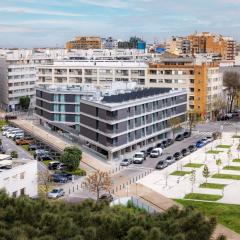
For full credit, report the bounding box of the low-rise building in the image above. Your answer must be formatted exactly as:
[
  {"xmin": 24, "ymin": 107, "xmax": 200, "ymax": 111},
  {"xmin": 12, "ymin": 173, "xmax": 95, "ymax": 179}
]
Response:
[
  {"xmin": 66, "ymin": 36, "xmax": 102, "ymax": 50},
  {"xmin": 79, "ymin": 88, "xmax": 187, "ymax": 160},
  {"xmin": 0, "ymin": 157, "xmax": 37, "ymax": 197}
]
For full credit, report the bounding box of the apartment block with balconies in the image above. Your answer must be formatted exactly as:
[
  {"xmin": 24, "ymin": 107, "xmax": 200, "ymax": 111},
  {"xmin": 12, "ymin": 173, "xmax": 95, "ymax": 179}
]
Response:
[{"xmin": 79, "ymin": 88, "xmax": 187, "ymax": 160}]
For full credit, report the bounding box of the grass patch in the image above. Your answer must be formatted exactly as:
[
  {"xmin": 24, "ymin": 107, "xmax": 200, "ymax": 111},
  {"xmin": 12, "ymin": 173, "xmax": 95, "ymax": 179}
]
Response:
[
  {"xmin": 233, "ymin": 159, "xmax": 240, "ymax": 163},
  {"xmin": 170, "ymin": 171, "xmax": 191, "ymax": 176},
  {"xmin": 65, "ymin": 169, "xmax": 86, "ymax": 176},
  {"xmin": 223, "ymin": 166, "xmax": 240, "ymax": 171},
  {"xmin": 21, "ymin": 144, "xmax": 35, "ymax": 155},
  {"xmin": 0, "ymin": 120, "xmax": 7, "ymax": 130},
  {"xmin": 232, "ymin": 135, "xmax": 240, "ymax": 138},
  {"xmin": 43, "ymin": 160, "xmax": 52, "ymax": 167},
  {"xmin": 212, "ymin": 173, "xmax": 240, "ymax": 180},
  {"xmin": 216, "ymin": 145, "xmax": 231, "ymax": 149},
  {"xmin": 184, "ymin": 163, "xmax": 204, "ymax": 168},
  {"xmin": 184, "ymin": 193, "xmax": 222, "ymax": 201},
  {"xmin": 200, "ymin": 182, "xmax": 226, "ymax": 189},
  {"xmin": 207, "ymin": 150, "xmax": 223, "ymax": 154},
  {"xmin": 175, "ymin": 200, "xmax": 240, "ymax": 234}
]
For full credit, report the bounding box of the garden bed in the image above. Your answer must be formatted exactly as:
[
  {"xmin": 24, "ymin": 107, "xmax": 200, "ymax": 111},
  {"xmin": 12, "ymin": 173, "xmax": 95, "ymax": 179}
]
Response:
[
  {"xmin": 184, "ymin": 163, "xmax": 204, "ymax": 168},
  {"xmin": 184, "ymin": 193, "xmax": 222, "ymax": 201},
  {"xmin": 206, "ymin": 150, "xmax": 223, "ymax": 154},
  {"xmin": 216, "ymin": 145, "xmax": 231, "ymax": 149},
  {"xmin": 212, "ymin": 173, "xmax": 240, "ymax": 180},
  {"xmin": 223, "ymin": 166, "xmax": 240, "ymax": 171},
  {"xmin": 199, "ymin": 182, "xmax": 226, "ymax": 189}
]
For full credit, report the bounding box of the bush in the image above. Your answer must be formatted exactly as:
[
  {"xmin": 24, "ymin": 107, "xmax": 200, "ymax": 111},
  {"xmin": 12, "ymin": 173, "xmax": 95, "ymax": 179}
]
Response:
[
  {"xmin": 10, "ymin": 151, "xmax": 18, "ymax": 158},
  {"xmin": 60, "ymin": 146, "xmax": 82, "ymax": 171}
]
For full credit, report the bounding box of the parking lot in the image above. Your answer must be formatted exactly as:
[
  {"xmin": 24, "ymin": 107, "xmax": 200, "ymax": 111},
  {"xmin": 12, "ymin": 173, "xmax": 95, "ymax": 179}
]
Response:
[{"xmin": 127, "ymin": 132, "xmax": 211, "ymax": 170}]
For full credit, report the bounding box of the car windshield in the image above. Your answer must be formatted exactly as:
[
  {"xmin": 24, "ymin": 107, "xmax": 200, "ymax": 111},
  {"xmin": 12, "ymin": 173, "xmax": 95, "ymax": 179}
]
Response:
[
  {"xmin": 151, "ymin": 150, "xmax": 158, "ymax": 154},
  {"xmin": 158, "ymin": 161, "xmax": 164, "ymax": 164},
  {"xmin": 166, "ymin": 156, "xmax": 172, "ymax": 160},
  {"xmin": 134, "ymin": 154, "xmax": 142, "ymax": 158},
  {"xmin": 51, "ymin": 189, "xmax": 59, "ymax": 193},
  {"xmin": 122, "ymin": 159, "xmax": 128, "ymax": 162},
  {"xmin": 174, "ymin": 152, "xmax": 179, "ymax": 156}
]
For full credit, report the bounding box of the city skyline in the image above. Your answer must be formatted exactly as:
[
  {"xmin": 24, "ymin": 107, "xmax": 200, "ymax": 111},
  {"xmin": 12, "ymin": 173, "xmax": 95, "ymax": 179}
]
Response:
[{"xmin": 0, "ymin": 0, "xmax": 240, "ymax": 48}]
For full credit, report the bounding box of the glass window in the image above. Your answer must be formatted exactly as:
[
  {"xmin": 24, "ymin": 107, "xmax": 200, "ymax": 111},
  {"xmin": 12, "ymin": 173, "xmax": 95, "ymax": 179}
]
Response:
[
  {"xmin": 54, "ymin": 104, "xmax": 59, "ymax": 112},
  {"xmin": 75, "ymin": 105, "xmax": 80, "ymax": 113},
  {"xmin": 75, "ymin": 115, "xmax": 80, "ymax": 123},
  {"xmin": 54, "ymin": 94, "xmax": 58, "ymax": 102},
  {"xmin": 60, "ymin": 94, "xmax": 65, "ymax": 102},
  {"xmin": 60, "ymin": 105, "xmax": 65, "ymax": 112},
  {"xmin": 54, "ymin": 114, "xmax": 60, "ymax": 121},
  {"xmin": 75, "ymin": 95, "xmax": 81, "ymax": 103},
  {"xmin": 60, "ymin": 114, "xmax": 65, "ymax": 121}
]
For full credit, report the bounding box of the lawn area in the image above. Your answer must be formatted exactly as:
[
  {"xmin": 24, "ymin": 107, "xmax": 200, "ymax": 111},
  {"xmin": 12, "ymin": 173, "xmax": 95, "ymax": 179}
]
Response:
[
  {"xmin": 232, "ymin": 135, "xmax": 240, "ymax": 138},
  {"xmin": 233, "ymin": 159, "xmax": 240, "ymax": 163},
  {"xmin": 212, "ymin": 173, "xmax": 240, "ymax": 180},
  {"xmin": 170, "ymin": 171, "xmax": 191, "ymax": 176},
  {"xmin": 175, "ymin": 199, "xmax": 240, "ymax": 234},
  {"xmin": 199, "ymin": 182, "xmax": 226, "ymax": 189},
  {"xmin": 223, "ymin": 166, "xmax": 240, "ymax": 171},
  {"xmin": 207, "ymin": 150, "xmax": 223, "ymax": 154},
  {"xmin": 184, "ymin": 163, "xmax": 204, "ymax": 168},
  {"xmin": 184, "ymin": 193, "xmax": 222, "ymax": 201},
  {"xmin": 21, "ymin": 144, "xmax": 35, "ymax": 156},
  {"xmin": 216, "ymin": 145, "xmax": 231, "ymax": 149},
  {"xmin": 0, "ymin": 120, "xmax": 7, "ymax": 130},
  {"xmin": 65, "ymin": 169, "xmax": 86, "ymax": 176}
]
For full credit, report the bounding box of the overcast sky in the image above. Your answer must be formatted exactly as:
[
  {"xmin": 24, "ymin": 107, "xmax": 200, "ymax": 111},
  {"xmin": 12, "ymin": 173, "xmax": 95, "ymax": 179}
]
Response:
[{"xmin": 0, "ymin": 0, "xmax": 240, "ymax": 48}]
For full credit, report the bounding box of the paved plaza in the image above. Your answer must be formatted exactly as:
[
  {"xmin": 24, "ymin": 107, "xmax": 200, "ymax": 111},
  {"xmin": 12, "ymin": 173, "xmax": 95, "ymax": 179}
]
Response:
[{"xmin": 138, "ymin": 132, "xmax": 240, "ymax": 204}]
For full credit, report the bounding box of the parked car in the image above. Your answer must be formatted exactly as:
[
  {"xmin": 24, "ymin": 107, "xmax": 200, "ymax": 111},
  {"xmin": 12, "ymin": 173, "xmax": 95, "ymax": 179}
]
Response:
[
  {"xmin": 57, "ymin": 163, "xmax": 68, "ymax": 170},
  {"xmin": 99, "ymin": 193, "xmax": 113, "ymax": 202},
  {"xmin": 150, "ymin": 148, "xmax": 163, "ymax": 158},
  {"xmin": 155, "ymin": 160, "xmax": 168, "ymax": 170},
  {"xmin": 196, "ymin": 140, "xmax": 205, "ymax": 148},
  {"xmin": 161, "ymin": 140, "xmax": 168, "ymax": 148},
  {"xmin": 173, "ymin": 152, "xmax": 182, "ymax": 160},
  {"xmin": 133, "ymin": 152, "xmax": 145, "ymax": 164},
  {"xmin": 183, "ymin": 131, "xmax": 191, "ymax": 138},
  {"xmin": 51, "ymin": 173, "xmax": 68, "ymax": 183},
  {"xmin": 2, "ymin": 127, "xmax": 16, "ymax": 136},
  {"xmin": 16, "ymin": 138, "xmax": 32, "ymax": 145},
  {"xmin": 175, "ymin": 134, "xmax": 184, "ymax": 141},
  {"xmin": 140, "ymin": 150, "xmax": 147, "ymax": 160},
  {"xmin": 48, "ymin": 161, "xmax": 61, "ymax": 170},
  {"xmin": 13, "ymin": 133, "xmax": 24, "ymax": 141},
  {"xmin": 47, "ymin": 188, "xmax": 65, "ymax": 199},
  {"xmin": 156, "ymin": 142, "xmax": 165, "ymax": 149},
  {"xmin": 181, "ymin": 148, "xmax": 190, "ymax": 156},
  {"xmin": 120, "ymin": 158, "xmax": 133, "ymax": 166},
  {"xmin": 36, "ymin": 149, "xmax": 49, "ymax": 156},
  {"xmin": 146, "ymin": 147, "xmax": 154, "ymax": 156},
  {"xmin": 188, "ymin": 145, "xmax": 197, "ymax": 153},
  {"xmin": 0, "ymin": 145, "xmax": 6, "ymax": 154},
  {"xmin": 38, "ymin": 154, "xmax": 53, "ymax": 161},
  {"xmin": 1, "ymin": 125, "xmax": 10, "ymax": 131},
  {"xmin": 166, "ymin": 138, "xmax": 174, "ymax": 146},
  {"xmin": 165, "ymin": 156, "xmax": 175, "ymax": 165},
  {"xmin": 28, "ymin": 144, "xmax": 39, "ymax": 151},
  {"xmin": 201, "ymin": 138, "xmax": 208, "ymax": 145},
  {"xmin": 206, "ymin": 136, "xmax": 214, "ymax": 143}
]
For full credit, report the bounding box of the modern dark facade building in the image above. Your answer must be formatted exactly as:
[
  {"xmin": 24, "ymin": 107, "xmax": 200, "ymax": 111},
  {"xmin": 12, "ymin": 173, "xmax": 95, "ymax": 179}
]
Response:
[
  {"xmin": 80, "ymin": 88, "xmax": 187, "ymax": 160},
  {"xmin": 35, "ymin": 85, "xmax": 98, "ymax": 132}
]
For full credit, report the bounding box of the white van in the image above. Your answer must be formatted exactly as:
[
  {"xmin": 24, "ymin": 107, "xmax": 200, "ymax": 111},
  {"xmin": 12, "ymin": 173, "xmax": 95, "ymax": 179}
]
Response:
[
  {"xmin": 6, "ymin": 129, "xmax": 23, "ymax": 138},
  {"xmin": 150, "ymin": 148, "xmax": 163, "ymax": 158},
  {"xmin": 133, "ymin": 152, "xmax": 145, "ymax": 164}
]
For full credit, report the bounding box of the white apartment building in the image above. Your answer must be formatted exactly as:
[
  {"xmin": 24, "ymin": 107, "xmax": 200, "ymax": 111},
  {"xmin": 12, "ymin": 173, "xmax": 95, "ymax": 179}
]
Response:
[
  {"xmin": 36, "ymin": 60, "xmax": 148, "ymax": 87},
  {"xmin": 0, "ymin": 157, "xmax": 37, "ymax": 197},
  {"xmin": 0, "ymin": 49, "xmax": 67, "ymax": 111}
]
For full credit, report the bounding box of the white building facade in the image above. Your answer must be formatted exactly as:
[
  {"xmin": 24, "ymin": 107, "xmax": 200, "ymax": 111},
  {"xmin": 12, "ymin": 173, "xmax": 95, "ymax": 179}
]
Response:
[{"xmin": 0, "ymin": 159, "xmax": 38, "ymax": 197}]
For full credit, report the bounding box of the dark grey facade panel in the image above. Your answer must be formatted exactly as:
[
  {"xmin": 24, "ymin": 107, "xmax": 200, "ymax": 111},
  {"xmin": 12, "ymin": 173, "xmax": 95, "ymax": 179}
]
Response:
[
  {"xmin": 176, "ymin": 104, "xmax": 187, "ymax": 114},
  {"xmin": 176, "ymin": 94, "xmax": 187, "ymax": 104},
  {"xmin": 116, "ymin": 134, "xmax": 128, "ymax": 146},
  {"xmin": 81, "ymin": 114, "xmax": 97, "ymax": 129},
  {"xmin": 65, "ymin": 94, "xmax": 75, "ymax": 102},
  {"xmin": 66, "ymin": 114, "xmax": 75, "ymax": 122},
  {"xmin": 65, "ymin": 104, "xmax": 75, "ymax": 112},
  {"xmin": 42, "ymin": 101, "xmax": 53, "ymax": 111},
  {"xmin": 81, "ymin": 103, "xmax": 97, "ymax": 116},
  {"xmin": 42, "ymin": 110, "xmax": 53, "ymax": 121},
  {"xmin": 117, "ymin": 121, "xmax": 127, "ymax": 133},
  {"xmin": 42, "ymin": 92, "xmax": 53, "ymax": 101},
  {"xmin": 80, "ymin": 126, "xmax": 97, "ymax": 141}
]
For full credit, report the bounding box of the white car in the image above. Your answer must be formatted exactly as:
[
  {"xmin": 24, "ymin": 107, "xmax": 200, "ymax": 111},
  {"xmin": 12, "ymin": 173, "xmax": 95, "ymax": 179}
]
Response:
[
  {"xmin": 2, "ymin": 128, "xmax": 15, "ymax": 136},
  {"xmin": 133, "ymin": 152, "xmax": 145, "ymax": 164},
  {"xmin": 150, "ymin": 148, "xmax": 163, "ymax": 158},
  {"xmin": 47, "ymin": 188, "xmax": 65, "ymax": 199},
  {"xmin": 6, "ymin": 130, "xmax": 23, "ymax": 138}
]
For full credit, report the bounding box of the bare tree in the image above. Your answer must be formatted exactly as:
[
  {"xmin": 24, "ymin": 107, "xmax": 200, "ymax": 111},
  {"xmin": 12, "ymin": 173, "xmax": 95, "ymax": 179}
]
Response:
[
  {"xmin": 38, "ymin": 171, "xmax": 53, "ymax": 198},
  {"xmin": 212, "ymin": 96, "xmax": 227, "ymax": 120},
  {"xmin": 169, "ymin": 117, "xmax": 181, "ymax": 139},
  {"xmin": 187, "ymin": 110, "xmax": 201, "ymax": 135},
  {"xmin": 84, "ymin": 170, "xmax": 112, "ymax": 200},
  {"xmin": 223, "ymin": 71, "xmax": 240, "ymax": 113}
]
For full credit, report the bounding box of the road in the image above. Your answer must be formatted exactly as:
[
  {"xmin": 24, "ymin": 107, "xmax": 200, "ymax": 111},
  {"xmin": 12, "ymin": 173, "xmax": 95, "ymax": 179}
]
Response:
[{"xmin": 0, "ymin": 133, "xmax": 47, "ymax": 173}]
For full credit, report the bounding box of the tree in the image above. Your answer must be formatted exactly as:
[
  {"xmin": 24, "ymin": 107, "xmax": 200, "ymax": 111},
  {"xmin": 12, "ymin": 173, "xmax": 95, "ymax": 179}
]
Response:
[
  {"xmin": 19, "ymin": 96, "xmax": 30, "ymax": 110},
  {"xmin": 187, "ymin": 110, "xmax": 201, "ymax": 135},
  {"xmin": 202, "ymin": 165, "xmax": 210, "ymax": 183},
  {"xmin": 169, "ymin": 117, "xmax": 181, "ymax": 139},
  {"xmin": 84, "ymin": 170, "xmax": 112, "ymax": 200},
  {"xmin": 190, "ymin": 170, "xmax": 196, "ymax": 192},
  {"xmin": 216, "ymin": 159, "xmax": 222, "ymax": 174},
  {"xmin": 223, "ymin": 71, "xmax": 240, "ymax": 113},
  {"xmin": 38, "ymin": 171, "xmax": 53, "ymax": 198},
  {"xmin": 126, "ymin": 226, "xmax": 147, "ymax": 240},
  {"xmin": 212, "ymin": 96, "xmax": 227, "ymax": 120},
  {"xmin": 60, "ymin": 146, "xmax": 82, "ymax": 171},
  {"xmin": 227, "ymin": 149, "xmax": 232, "ymax": 166},
  {"xmin": 10, "ymin": 151, "xmax": 18, "ymax": 158}
]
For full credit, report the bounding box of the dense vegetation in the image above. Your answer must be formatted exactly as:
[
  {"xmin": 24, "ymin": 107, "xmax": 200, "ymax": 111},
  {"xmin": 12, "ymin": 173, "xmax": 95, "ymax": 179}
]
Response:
[{"xmin": 0, "ymin": 192, "xmax": 217, "ymax": 240}]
